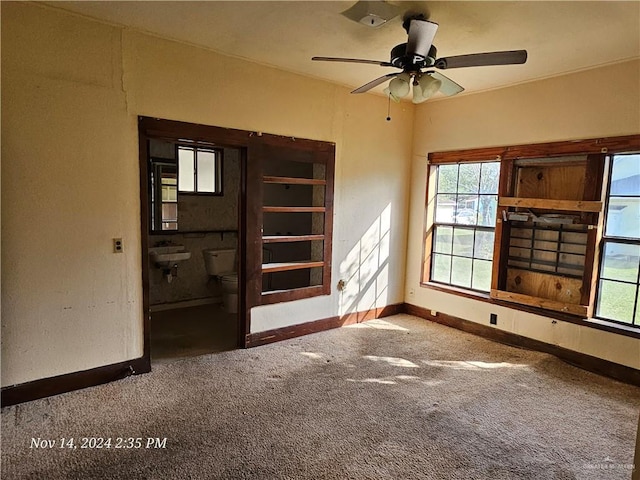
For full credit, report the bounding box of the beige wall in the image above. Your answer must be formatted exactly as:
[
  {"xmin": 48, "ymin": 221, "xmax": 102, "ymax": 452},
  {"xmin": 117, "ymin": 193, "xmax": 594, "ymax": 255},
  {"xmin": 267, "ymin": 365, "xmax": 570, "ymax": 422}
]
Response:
[
  {"xmin": 406, "ymin": 59, "xmax": 640, "ymax": 369},
  {"xmin": 1, "ymin": 3, "xmax": 414, "ymax": 386}
]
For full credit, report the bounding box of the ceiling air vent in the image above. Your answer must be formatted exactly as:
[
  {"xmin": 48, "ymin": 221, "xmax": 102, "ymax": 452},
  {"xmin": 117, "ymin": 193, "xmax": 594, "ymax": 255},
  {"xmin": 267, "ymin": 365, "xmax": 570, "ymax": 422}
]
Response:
[{"xmin": 341, "ymin": 1, "xmax": 401, "ymax": 28}]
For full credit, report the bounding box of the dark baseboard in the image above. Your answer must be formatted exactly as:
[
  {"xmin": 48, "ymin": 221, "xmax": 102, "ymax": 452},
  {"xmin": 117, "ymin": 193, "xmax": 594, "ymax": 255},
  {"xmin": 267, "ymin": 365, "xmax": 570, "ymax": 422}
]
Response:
[
  {"xmin": 1, "ymin": 357, "xmax": 151, "ymax": 407},
  {"xmin": 5, "ymin": 301, "xmax": 636, "ymax": 406},
  {"xmin": 404, "ymin": 303, "xmax": 640, "ymax": 387},
  {"xmin": 245, "ymin": 303, "xmax": 403, "ymax": 347}
]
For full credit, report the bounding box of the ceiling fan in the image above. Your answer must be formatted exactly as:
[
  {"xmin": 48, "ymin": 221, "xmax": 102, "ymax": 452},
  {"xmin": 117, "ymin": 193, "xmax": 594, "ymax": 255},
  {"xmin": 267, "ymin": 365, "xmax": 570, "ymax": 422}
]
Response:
[{"xmin": 312, "ymin": 15, "xmax": 527, "ymax": 103}]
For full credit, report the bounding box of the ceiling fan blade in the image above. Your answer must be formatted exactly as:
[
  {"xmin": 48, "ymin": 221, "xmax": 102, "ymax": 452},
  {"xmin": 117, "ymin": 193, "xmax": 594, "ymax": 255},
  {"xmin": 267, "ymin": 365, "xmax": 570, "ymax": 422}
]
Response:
[
  {"xmin": 435, "ymin": 50, "xmax": 527, "ymax": 69},
  {"xmin": 352, "ymin": 73, "xmax": 400, "ymax": 94},
  {"xmin": 428, "ymin": 71, "xmax": 464, "ymax": 96},
  {"xmin": 312, "ymin": 56, "xmax": 393, "ymax": 67},
  {"xmin": 406, "ymin": 19, "xmax": 439, "ymax": 59}
]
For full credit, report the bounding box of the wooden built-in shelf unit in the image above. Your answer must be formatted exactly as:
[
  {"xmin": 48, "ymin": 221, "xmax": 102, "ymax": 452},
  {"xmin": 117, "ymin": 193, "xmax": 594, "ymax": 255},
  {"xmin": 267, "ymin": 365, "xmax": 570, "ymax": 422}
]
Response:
[
  {"xmin": 490, "ymin": 154, "xmax": 604, "ymax": 317},
  {"xmin": 257, "ymin": 137, "xmax": 335, "ymax": 304}
]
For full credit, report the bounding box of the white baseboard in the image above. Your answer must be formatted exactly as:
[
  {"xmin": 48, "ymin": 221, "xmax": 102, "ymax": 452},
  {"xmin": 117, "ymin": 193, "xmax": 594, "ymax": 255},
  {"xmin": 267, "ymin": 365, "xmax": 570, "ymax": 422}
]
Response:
[{"xmin": 150, "ymin": 297, "xmax": 222, "ymax": 312}]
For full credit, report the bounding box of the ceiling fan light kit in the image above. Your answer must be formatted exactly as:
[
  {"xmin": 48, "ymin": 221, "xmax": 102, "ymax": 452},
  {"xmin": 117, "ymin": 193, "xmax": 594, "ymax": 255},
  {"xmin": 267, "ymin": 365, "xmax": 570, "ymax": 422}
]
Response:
[
  {"xmin": 384, "ymin": 73, "xmax": 411, "ymax": 102},
  {"xmin": 412, "ymin": 74, "xmax": 442, "ymax": 104},
  {"xmin": 313, "ymin": 14, "xmax": 528, "ymax": 105},
  {"xmin": 341, "ymin": 1, "xmax": 402, "ymax": 28}
]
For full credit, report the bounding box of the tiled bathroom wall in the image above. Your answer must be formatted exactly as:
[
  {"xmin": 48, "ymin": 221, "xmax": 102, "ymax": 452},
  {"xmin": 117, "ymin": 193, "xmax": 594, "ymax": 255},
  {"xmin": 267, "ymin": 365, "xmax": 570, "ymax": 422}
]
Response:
[{"xmin": 148, "ymin": 144, "xmax": 240, "ymax": 306}]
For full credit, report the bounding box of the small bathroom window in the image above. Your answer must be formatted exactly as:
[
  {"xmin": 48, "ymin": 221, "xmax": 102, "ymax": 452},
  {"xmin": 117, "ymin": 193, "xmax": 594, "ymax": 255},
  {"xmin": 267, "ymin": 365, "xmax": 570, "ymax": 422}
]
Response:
[{"xmin": 178, "ymin": 146, "xmax": 223, "ymax": 195}]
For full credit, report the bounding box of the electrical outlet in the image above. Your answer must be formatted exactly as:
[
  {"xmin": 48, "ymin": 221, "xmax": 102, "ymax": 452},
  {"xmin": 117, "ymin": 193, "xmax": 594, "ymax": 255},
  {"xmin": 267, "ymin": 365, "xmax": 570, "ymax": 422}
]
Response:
[
  {"xmin": 409, "ymin": 288, "xmax": 415, "ymax": 296},
  {"xmin": 490, "ymin": 313, "xmax": 497, "ymax": 325},
  {"xmin": 113, "ymin": 238, "xmax": 123, "ymax": 253}
]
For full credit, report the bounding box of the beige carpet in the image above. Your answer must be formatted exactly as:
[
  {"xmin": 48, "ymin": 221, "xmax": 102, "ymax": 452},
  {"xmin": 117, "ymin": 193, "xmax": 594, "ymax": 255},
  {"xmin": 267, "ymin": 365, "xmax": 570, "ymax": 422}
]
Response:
[{"xmin": 2, "ymin": 314, "xmax": 639, "ymax": 479}]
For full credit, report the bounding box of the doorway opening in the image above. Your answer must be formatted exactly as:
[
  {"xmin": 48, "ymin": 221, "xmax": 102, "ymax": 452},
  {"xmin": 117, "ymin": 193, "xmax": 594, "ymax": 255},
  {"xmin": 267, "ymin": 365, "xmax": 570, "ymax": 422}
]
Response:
[{"xmin": 139, "ymin": 118, "xmax": 249, "ymax": 364}]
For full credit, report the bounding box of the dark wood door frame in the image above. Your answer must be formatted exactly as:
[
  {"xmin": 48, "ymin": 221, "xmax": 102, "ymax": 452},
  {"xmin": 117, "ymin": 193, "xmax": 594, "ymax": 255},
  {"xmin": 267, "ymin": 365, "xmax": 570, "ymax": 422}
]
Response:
[
  {"xmin": 138, "ymin": 117, "xmax": 255, "ymax": 359},
  {"xmin": 139, "ymin": 117, "xmax": 337, "ymax": 366}
]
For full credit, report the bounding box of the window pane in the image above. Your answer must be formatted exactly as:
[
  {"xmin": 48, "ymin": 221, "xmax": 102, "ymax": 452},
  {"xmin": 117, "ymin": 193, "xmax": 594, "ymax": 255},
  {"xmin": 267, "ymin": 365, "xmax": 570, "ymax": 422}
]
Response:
[
  {"xmin": 472, "ymin": 259, "xmax": 492, "ymax": 291},
  {"xmin": 600, "ymin": 242, "xmax": 640, "ymax": 282},
  {"xmin": 162, "ymin": 222, "xmax": 178, "ymax": 231},
  {"xmin": 161, "ymin": 185, "xmax": 177, "ymax": 202},
  {"xmin": 451, "ymin": 256, "xmax": 472, "ymax": 288},
  {"xmin": 610, "ymin": 155, "xmax": 640, "ymax": 195},
  {"xmin": 437, "ymin": 164, "xmax": 458, "ymax": 194},
  {"xmin": 432, "ymin": 254, "xmax": 451, "ymax": 283},
  {"xmin": 178, "ymin": 147, "xmax": 195, "ymax": 192},
  {"xmin": 455, "ymin": 195, "xmax": 478, "ymax": 225},
  {"xmin": 477, "ymin": 195, "xmax": 498, "ymax": 227},
  {"xmin": 605, "ymin": 197, "xmax": 640, "ymax": 239},
  {"xmin": 429, "ymin": 162, "xmax": 499, "ymax": 293},
  {"xmin": 474, "ymin": 230, "xmax": 495, "ymax": 260},
  {"xmin": 162, "ymin": 203, "xmax": 177, "ymax": 222},
  {"xmin": 452, "ymin": 227, "xmax": 474, "ymax": 257},
  {"xmin": 596, "ymin": 280, "xmax": 636, "ymax": 324},
  {"xmin": 458, "ymin": 163, "xmax": 481, "ymax": 194},
  {"xmin": 606, "ymin": 154, "xmax": 640, "ymax": 238},
  {"xmin": 435, "ymin": 194, "xmax": 456, "ymax": 223},
  {"xmin": 197, "ymin": 150, "xmax": 217, "ymax": 193},
  {"xmin": 480, "ymin": 163, "xmax": 500, "ymax": 194},
  {"xmin": 434, "ymin": 226, "xmax": 453, "ymax": 254}
]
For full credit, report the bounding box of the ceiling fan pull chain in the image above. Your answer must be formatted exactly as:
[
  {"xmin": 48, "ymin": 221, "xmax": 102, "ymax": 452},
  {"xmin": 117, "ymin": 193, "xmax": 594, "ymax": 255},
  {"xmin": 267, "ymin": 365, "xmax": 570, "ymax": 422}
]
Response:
[{"xmin": 386, "ymin": 93, "xmax": 391, "ymax": 122}]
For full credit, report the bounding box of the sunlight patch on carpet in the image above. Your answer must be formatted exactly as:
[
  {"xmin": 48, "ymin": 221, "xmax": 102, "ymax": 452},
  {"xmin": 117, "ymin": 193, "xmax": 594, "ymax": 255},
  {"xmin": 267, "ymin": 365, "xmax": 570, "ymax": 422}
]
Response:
[
  {"xmin": 346, "ymin": 319, "xmax": 409, "ymax": 331},
  {"xmin": 364, "ymin": 355, "xmax": 419, "ymax": 368},
  {"xmin": 300, "ymin": 352, "xmax": 323, "ymax": 359},
  {"xmin": 422, "ymin": 360, "xmax": 529, "ymax": 370}
]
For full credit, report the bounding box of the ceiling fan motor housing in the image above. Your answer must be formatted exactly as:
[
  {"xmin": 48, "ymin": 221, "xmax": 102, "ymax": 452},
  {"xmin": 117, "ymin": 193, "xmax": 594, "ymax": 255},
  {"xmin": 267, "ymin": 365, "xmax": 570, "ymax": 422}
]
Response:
[{"xmin": 390, "ymin": 43, "xmax": 437, "ymax": 70}]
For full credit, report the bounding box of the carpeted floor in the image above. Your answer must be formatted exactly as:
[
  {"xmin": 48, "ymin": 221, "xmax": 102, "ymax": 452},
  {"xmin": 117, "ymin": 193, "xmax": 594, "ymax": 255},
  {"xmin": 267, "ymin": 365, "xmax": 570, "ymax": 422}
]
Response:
[{"xmin": 2, "ymin": 314, "xmax": 639, "ymax": 479}]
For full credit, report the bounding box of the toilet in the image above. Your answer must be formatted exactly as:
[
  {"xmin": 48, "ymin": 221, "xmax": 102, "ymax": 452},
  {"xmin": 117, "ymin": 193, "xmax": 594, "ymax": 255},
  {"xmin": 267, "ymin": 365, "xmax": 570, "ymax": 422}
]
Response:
[{"xmin": 203, "ymin": 248, "xmax": 238, "ymax": 314}]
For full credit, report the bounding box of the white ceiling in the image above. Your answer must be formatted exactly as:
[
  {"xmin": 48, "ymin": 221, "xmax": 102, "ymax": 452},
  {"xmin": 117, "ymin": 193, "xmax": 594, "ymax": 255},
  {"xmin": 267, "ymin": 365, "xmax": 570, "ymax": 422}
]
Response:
[{"xmin": 45, "ymin": 1, "xmax": 640, "ymax": 99}]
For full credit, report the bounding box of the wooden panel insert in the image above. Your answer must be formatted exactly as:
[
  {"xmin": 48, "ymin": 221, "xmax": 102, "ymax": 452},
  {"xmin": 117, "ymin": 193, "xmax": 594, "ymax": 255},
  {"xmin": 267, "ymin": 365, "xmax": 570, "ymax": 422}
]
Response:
[
  {"xmin": 491, "ymin": 289, "xmax": 587, "ymax": 316},
  {"xmin": 516, "ymin": 164, "xmax": 586, "ymax": 200},
  {"xmin": 506, "ymin": 268, "xmax": 583, "ymax": 305}
]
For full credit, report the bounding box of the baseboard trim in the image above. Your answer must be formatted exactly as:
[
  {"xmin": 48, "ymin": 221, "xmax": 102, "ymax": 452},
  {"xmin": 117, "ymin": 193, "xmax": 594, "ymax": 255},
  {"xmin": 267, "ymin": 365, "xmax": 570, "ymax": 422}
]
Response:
[
  {"xmin": 1, "ymin": 357, "xmax": 151, "ymax": 407},
  {"xmin": 6, "ymin": 301, "xmax": 635, "ymax": 405},
  {"xmin": 404, "ymin": 303, "xmax": 640, "ymax": 387},
  {"xmin": 245, "ymin": 303, "xmax": 404, "ymax": 348}
]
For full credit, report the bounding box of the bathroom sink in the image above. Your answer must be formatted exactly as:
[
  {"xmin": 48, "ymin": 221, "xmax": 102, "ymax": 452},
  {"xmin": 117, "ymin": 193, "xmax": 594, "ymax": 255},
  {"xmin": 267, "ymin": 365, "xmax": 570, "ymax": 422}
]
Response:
[{"xmin": 149, "ymin": 246, "xmax": 192, "ymax": 267}]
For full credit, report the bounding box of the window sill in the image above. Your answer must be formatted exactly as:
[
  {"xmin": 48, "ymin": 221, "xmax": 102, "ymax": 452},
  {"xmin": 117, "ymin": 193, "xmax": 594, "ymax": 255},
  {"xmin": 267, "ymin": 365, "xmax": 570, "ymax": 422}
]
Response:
[{"xmin": 419, "ymin": 281, "xmax": 640, "ymax": 340}]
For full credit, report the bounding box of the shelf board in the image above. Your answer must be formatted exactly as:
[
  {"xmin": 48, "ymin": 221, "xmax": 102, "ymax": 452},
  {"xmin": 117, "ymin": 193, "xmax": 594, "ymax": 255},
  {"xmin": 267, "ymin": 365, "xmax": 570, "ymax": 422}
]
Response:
[
  {"xmin": 490, "ymin": 289, "xmax": 587, "ymax": 316},
  {"xmin": 262, "ymin": 235, "xmax": 324, "ymax": 243},
  {"xmin": 510, "ymin": 238, "xmax": 587, "ymax": 248},
  {"xmin": 506, "ymin": 265, "xmax": 583, "ymax": 280},
  {"xmin": 509, "ymin": 246, "xmax": 586, "ymax": 255},
  {"xmin": 262, "ymin": 261, "xmax": 324, "ymax": 274},
  {"xmin": 507, "ymin": 256, "xmax": 584, "ymax": 269},
  {"xmin": 263, "ymin": 206, "xmax": 325, "ymax": 213},
  {"xmin": 263, "ymin": 176, "xmax": 326, "ymax": 185},
  {"xmin": 499, "ymin": 197, "xmax": 602, "ymax": 212}
]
